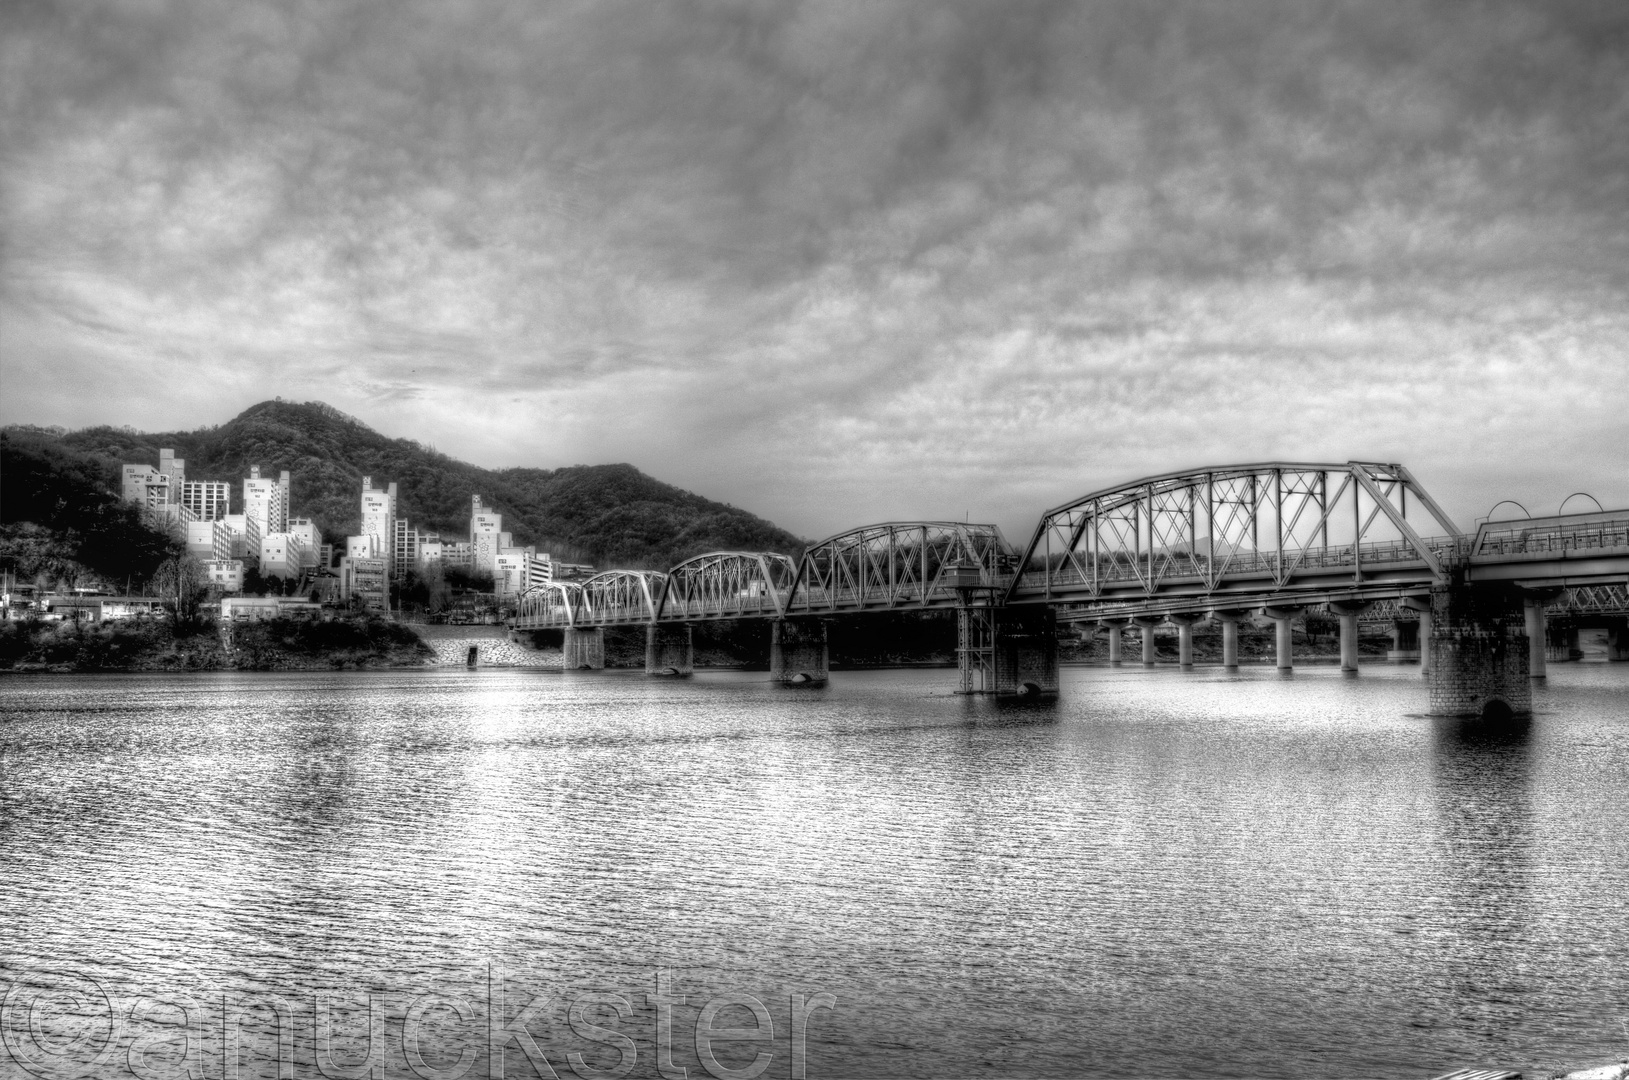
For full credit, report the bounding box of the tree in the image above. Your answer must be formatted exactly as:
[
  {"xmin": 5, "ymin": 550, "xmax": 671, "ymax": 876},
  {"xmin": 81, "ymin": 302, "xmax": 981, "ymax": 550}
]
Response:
[{"xmin": 152, "ymin": 555, "xmax": 209, "ymax": 629}]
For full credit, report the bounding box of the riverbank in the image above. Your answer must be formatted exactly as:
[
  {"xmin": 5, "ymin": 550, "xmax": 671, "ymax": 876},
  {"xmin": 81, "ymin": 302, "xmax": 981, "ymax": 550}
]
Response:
[{"xmin": 0, "ymin": 615, "xmax": 434, "ymax": 672}]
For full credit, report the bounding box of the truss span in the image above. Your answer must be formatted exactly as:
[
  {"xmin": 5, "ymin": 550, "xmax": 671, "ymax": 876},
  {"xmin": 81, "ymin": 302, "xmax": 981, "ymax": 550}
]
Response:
[
  {"xmin": 783, "ymin": 521, "xmax": 1011, "ymax": 614},
  {"xmin": 658, "ymin": 551, "xmax": 798, "ymax": 621},
  {"xmin": 578, "ymin": 570, "xmax": 667, "ymax": 625},
  {"xmin": 515, "ymin": 581, "xmax": 585, "ymax": 627},
  {"xmin": 1009, "ymin": 461, "xmax": 1462, "ymax": 611}
]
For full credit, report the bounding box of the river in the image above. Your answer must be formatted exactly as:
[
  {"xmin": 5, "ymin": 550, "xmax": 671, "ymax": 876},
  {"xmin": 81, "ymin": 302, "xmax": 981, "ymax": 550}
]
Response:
[{"xmin": 1, "ymin": 662, "xmax": 1626, "ymax": 1079}]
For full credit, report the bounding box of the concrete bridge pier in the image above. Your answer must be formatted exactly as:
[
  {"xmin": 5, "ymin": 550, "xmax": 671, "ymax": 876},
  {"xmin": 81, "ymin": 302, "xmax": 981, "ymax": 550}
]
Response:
[
  {"xmin": 645, "ymin": 624, "xmax": 693, "ymax": 676},
  {"xmin": 1099, "ymin": 618, "xmax": 1130, "ymax": 666},
  {"xmin": 1428, "ymin": 579, "xmax": 1531, "ymax": 717},
  {"xmin": 562, "ymin": 626, "xmax": 605, "ymax": 670},
  {"xmin": 1260, "ymin": 607, "xmax": 1303, "ymax": 671},
  {"xmin": 771, "ymin": 618, "xmax": 828, "ymax": 686},
  {"xmin": 1401, "ymin": 596, "xmax": 1433, "ymax": 676},
  {"xmin": 1169, "ymin": 613, "xmax": 1204, "ymax": 669},
  {"xmin": 1211, "ymin": 610, "xmax": 1247, "ymax": 670},
  {"xmin": 1132, "ymin": 616, "xmax": 1161, "ymax": 667},
  {"xmin": 1328, "ymin": 600, "xmax": 1372, "ymax": 674}
]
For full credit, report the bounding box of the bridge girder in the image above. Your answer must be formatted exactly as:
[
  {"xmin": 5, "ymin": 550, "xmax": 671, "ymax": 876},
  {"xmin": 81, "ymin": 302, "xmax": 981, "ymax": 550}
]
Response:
[{"xmin": 1008, "ymin": 461, "xmax": 1462, "ymax": 610}]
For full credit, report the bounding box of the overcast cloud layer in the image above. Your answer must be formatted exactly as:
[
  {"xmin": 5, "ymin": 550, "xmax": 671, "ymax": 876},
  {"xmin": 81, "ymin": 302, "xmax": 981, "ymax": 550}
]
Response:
[{"xmin": 3, "ymin": 0, "xmax": 1626, "ymax": 539}]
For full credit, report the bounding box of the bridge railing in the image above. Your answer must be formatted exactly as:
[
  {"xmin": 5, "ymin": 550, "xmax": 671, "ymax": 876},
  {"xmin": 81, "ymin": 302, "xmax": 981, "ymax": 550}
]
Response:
[{"xmin": 1473, "ymin": 514, "xmax": 1629, "ymax": 557}]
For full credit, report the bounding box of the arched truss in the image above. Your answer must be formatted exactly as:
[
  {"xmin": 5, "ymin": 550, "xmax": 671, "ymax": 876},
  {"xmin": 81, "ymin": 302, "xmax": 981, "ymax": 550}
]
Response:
[
  {"xmin": 783, "ymin": 522, "xmax": 1011, "ymax": 614},
  {"xmin": 656, "ymin": 551, "xmax": 798, "ymax": 620},
  {"xmin": 1009, "ymin": 461, "xmax": 1462, "ymax": 604},
  {"xmin": 577, "ymin": 570, "xmax": 668, "ymax": 625},
  {"xmin": 514, "ymin": 581, "xmax": 584, "ymax": 627}
]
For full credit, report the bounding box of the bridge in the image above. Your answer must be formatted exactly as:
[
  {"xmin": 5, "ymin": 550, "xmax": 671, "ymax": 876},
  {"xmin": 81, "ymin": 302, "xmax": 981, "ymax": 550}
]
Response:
[{"xmin": 510, "ymin": 461, "xmax": 1629, "ymax": 717}]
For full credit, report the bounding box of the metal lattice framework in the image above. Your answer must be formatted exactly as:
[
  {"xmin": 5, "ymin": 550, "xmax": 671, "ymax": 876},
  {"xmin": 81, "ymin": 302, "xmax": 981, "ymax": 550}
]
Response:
[
  {"xmin": 658, "ymin": 551, "xmax": 797, "ymax": 621},
  {"xmin": 515, "ymin": 581, "xmax": 585, "ymax": 626},
  {"xmin": 1547, "ymin": 583, "xmax": 1629, "ymax": 615},
  {"xmin": 578, "ymin": 570, "xmax": 667, "ymax": 625},
  {"xmin": 1009, "ymin": 461, "xmax": 1462, "ymax": 608},
  {"xmin": 783, "ymin": 522, "xmax": 1009, "ymax": 614}
]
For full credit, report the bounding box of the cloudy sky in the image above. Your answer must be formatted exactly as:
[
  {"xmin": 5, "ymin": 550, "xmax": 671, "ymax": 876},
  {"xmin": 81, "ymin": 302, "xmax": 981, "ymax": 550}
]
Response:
[{"xmin": 3, "ymin": 0, "xmax": 1626, "ymax": 540}]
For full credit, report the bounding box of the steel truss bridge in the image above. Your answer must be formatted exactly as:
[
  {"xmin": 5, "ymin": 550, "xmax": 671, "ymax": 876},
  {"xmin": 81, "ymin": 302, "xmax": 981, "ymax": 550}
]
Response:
[{"xmin": 511, "ymin": 461, "xmax": 1629, "ymax": 631}]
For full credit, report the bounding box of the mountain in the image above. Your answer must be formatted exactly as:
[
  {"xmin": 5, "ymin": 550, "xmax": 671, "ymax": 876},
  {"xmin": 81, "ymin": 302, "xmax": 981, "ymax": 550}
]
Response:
[{"xmin": 8, "ymin": 400, "xmax": 804, "ymax": 571}]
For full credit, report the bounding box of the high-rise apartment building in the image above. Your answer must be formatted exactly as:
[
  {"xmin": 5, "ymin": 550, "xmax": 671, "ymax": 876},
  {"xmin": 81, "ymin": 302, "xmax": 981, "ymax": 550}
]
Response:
[
  {"xmin": 243, "ymin": 466, "xmax": 289, "ymax": 541},
  {"xmin": 118, "ymin": 449, "xmax": 199, "ymax": 533},
  {"xmin": 470, "ymin": 496, "xmax": 505, "ymax": 577},
  {"xmin": 287, "ymin": 518, "xmax": 323, "ymax": 570},
  {"xmin": 360, "ymin": 477, "xmax": 398, "ymax": 577},
  {"xmin": 184, "ymin": 520, "xmax": 233, "ymax": 562},
  {"xmin": 181, "ymin": 481, "xmax": 231, "ymax": 521}
]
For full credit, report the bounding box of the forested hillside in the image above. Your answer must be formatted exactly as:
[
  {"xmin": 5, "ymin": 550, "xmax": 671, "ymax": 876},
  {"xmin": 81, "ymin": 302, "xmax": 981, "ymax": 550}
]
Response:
[{"xmin": 8, "ymin": 400, "xmax": 803, "ymax": 570}]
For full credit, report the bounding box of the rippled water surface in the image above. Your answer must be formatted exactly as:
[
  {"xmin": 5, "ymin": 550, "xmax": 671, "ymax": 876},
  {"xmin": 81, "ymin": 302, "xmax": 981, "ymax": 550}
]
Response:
[{"xmin": 2, "ymin": 663, "xmax": 1627, "ymax": 1079}]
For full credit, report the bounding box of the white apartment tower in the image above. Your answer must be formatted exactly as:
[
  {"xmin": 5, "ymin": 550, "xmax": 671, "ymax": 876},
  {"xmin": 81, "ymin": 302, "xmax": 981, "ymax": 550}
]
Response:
[
  {"xmin": 470, "ymin": 496, "xmax": 506, "ymax": 577},
  {"xmin": 243, "ymin": 466, "xmax": 290, "ymax": 541},
  {"xmin": 360, "ymin": 477, "xmax": 398, "ymax": 577}
]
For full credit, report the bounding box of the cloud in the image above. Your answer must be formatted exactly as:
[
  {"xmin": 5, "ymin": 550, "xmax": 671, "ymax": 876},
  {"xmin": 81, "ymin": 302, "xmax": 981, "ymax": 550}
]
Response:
[{"xmin": 2, "ymin": 0, "xmax": 1627, "ymax": 539}]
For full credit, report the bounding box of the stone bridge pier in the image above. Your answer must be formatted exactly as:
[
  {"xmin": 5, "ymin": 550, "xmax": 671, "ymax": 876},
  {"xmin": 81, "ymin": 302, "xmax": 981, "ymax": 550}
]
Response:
[
  {"xmin": 990, "ymin": 605, "xmax": 1059, "ymax": 698},
  {"xmin": 645, "ymin": 624, "xmax": 693, "ymax": 676},
  {"xmin": 1428, "ymin": 578, "xmax": 1531, "ymax": 718},
  {"xmin": 562, "ymin": 626, "xmax": 605, "ymax": 670},
  {"xmin": 771, "ymin": 618, "xmax": 828, "ymax": 686}
]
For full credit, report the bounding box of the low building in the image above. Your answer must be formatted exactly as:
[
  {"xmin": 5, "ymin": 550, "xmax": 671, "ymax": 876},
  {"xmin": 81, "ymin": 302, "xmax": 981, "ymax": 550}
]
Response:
[
  {"xmin": 339, "ymin": 556, "xmax": 388, "ymax": 612},
  {"xmin": 41, "ymin": 595, "xmax": 169, "ymax": 622},
  {"xmin": 347, "ymin": 534, "xmax": 381, "ymax": 560},
  {"xmin": 220, "ymin": 596, "xmax": 321, "ymax": 621},
  {"xmin": 203, "ymin": 560, "xmax": 244, "ymax": 593}
]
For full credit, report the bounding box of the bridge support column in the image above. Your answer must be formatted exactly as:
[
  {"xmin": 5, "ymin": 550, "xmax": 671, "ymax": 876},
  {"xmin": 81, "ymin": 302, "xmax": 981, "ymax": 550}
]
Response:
[
  {"xmin": 771, "ymin": 619, "xmax": 828, "ymax": 686},
  {"xmin": 992, "ymin": 606, "xmax": 1059, "ymax": 698},
  {"xmin": 1099, "ymin": 618, "xmax": 1129, "ymax": 666},
  {"xmin": 562, "ymin": 626, "xmax": 605, "ymax": 670},
  {"xmin": 1329, "ymin": 600, "xmax": 1372, "ymax": 674},
  {"xmin": 1427, "ymin": 578, "xmax": 1531, "ymax": 718},
  {"xmin": 1211, "ymin": 610, "xmax": 1247, "ymax": 670},
  {"xmin": 1261, "ymin": 607, "xmax": 1302, "ymax": 671},
  {"xmin": 1522, "ymin": 591, "xmax": 1559, "ymax": 680},
  {"xmin": 645, "ymin": 624, "xmax": 693, "ymax": 676},
  {"xmin": 1169, "ymin": 613, "xmax": 1203, "ymax": 669},
  {"xmin": 1132, "ymin": 617, "xmax": 1161, "ymax": 667},
  {"xmin": 1402, "ymin": 596, "xmax": 1433, "ymax": 677}
]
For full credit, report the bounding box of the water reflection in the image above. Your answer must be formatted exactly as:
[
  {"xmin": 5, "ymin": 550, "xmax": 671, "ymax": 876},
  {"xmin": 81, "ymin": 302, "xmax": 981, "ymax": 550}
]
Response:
[{"xmin": 1428, "ymin": 713, "xmax": 1537, "ymax": 1053}]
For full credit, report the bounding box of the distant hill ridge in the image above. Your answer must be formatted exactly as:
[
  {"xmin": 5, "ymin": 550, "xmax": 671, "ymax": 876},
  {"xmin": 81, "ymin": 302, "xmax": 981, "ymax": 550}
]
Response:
[{"xmin": 29, "ymin": 400, "xmax": 803, "ymax": 569}]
